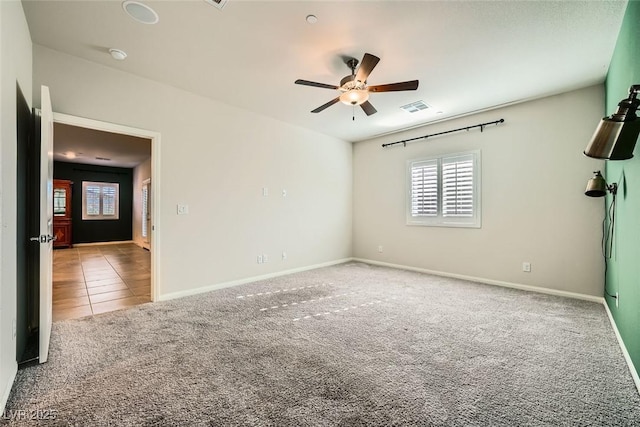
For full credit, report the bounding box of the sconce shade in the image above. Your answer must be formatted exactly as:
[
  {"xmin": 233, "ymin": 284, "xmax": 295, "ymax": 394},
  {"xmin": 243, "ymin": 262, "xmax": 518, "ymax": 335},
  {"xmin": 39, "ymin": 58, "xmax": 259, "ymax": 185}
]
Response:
[
  {"xmin": 584, "ymin": 118, "xmax": 640, "ymax": 160},
  {"xmin": 585, "ymin": 171, "xmax": 608, "ymax": 197},
  {"xmin": 585, "ymin": 88, "xmax": 640, "ymax": 160}
]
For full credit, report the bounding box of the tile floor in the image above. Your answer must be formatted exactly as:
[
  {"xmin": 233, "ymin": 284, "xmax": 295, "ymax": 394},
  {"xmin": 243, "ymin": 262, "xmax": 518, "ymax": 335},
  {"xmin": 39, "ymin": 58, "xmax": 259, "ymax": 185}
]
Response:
[{"xmin": 53, "ymin": 243, "xmax": 151, "ymax": 322}]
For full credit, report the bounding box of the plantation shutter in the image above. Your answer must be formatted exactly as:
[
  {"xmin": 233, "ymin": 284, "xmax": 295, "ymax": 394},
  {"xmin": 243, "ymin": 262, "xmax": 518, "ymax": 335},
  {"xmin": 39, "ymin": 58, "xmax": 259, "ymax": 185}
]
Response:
[
  {"xmin": 82, "ymin": 181, "xmax": 120, "ymax": 220},
  {"xmin": 442, "ymin": 154, "xmax": 474, "ymax": 218},
  {"xmin": 102, "ymin": 185, "xmax": 117, "ymax": 216},
  {"xmin": 410, "ymin": 160, "xmax": 438, "ymax": 217},
  {"xmin": 86, "ymin": 185, "xmax": 101, "ymax": 216},
  {"xmin": 141, "ymin": 185, "xmax": 149, "ymax": 238}
]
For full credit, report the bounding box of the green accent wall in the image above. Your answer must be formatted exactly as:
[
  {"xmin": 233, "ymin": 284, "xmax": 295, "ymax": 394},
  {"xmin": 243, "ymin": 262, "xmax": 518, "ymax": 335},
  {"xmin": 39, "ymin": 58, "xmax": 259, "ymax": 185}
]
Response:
[{"xmin": 604, "ymin": 0, "xmax": 640, "ymax": 377}]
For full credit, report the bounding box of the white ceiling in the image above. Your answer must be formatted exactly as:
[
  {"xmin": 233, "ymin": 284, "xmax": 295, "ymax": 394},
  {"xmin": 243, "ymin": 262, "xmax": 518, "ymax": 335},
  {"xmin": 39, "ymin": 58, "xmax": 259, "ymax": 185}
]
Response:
[
  {"xmin": 54, "ymin": 123, "xmax": 151, "ymax": 168},
  {"xmin": 23, "ymin": 0, "xmax": 627, "ymax": 143}
]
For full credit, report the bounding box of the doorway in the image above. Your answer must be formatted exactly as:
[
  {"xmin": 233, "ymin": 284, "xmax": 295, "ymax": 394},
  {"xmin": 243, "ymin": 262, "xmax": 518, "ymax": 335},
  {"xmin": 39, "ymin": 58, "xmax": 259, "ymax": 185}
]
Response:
[{"xmin": 53, "ymin": 113, "xmax": 160, "ymax": 310}]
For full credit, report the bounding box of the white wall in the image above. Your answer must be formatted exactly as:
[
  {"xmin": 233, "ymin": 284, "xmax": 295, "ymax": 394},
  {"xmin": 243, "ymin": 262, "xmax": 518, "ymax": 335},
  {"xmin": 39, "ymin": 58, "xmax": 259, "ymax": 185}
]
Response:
[
  {"xmin": 0, "ymin": 0, "xmax": 32, "ymax": 412},
  {"xmin": 132, "ymin": 156, "xmax": 151, "ymax": 249},
  {"xmin": 33, "ymin": 45, "xmax": 353, "ymax": 297},
  {"xmin": 353, "ymin": 86, "xmax": 606, "ymax": 297}
]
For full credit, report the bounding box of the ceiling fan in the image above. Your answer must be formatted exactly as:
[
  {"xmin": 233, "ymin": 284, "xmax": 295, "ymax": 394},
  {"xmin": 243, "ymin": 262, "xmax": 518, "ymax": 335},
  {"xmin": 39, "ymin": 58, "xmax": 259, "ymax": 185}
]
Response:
[{"xmin": 295, "ymin": 53, "xmax": 419, "ymax": 117}]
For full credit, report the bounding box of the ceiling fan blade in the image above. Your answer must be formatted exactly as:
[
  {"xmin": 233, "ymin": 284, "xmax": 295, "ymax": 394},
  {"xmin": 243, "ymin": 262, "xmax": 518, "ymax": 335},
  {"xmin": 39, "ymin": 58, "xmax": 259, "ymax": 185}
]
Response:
[
  {"xmin": 311, "ymin": 97, "xmax": 340, "ymax": 113},
  {"xmin": 368, "ymin": 80, "xmax": 419, "ymax": 92},
  {"xmin": 360, "ymin": 101, "xmax": 377, "ymax": 116},
  {"xmin": 295, "ymin": 79, "xmax": 339, "ymax": 90},
  {"xmin": 355, "ymin": 53, "xmax": 380, "ymax": 83}
]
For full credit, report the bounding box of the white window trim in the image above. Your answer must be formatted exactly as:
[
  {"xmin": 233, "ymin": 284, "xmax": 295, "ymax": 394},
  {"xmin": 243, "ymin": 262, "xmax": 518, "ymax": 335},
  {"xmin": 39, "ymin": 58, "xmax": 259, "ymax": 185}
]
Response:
[
  {"xmin": 82, "ymin": 181, "xmax": 120, "ymax": 220},
  {"xmin": 406, "ymin": 150, "xmax": 481, "ymax": 228}
]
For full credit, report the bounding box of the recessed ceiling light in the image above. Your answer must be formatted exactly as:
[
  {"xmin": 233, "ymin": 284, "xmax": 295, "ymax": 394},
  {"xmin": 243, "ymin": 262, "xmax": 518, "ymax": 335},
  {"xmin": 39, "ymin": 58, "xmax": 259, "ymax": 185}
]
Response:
[
  {"xmin": 64, "ymin": 152, "xmax": 76, "ymax": 159},
  {"xmin": 306, "ymin": 14, "xmax": 318, "ymax": 24},
  {"xmin": 122, "ymin": 1, "xmax": 159, "ymax": 24},
  {"xmin": 109, "ymin": 48, "xmax": 127, "ymax": 61}
]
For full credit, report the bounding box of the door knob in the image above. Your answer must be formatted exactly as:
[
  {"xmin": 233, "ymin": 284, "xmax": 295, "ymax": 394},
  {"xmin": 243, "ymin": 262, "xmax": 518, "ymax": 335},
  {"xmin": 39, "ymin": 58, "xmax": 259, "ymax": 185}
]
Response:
[{"xmin": 30, "ymin": 235, "xmax": 56, "ymax": 243}]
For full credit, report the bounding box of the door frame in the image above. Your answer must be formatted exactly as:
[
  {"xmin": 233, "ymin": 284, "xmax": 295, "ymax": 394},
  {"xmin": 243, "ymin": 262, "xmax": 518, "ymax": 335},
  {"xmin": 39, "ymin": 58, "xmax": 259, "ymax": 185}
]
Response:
[{"xmin": 52, "ymin": 113, "xmax": 161, "ymax": 302}]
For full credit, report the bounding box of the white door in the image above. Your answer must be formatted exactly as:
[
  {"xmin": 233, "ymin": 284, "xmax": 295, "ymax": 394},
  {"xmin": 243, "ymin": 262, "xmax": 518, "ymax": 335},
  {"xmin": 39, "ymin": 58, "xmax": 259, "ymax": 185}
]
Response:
[{"xmin": 38, "ymin": 85, "xmax": 54, "ymax": 363}]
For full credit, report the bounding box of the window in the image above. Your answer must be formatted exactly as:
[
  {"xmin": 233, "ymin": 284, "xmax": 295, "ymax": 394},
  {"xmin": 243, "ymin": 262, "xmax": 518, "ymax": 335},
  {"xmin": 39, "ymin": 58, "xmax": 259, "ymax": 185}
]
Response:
[
  {"xmin": 407, "ymin": 150, "xmax": 481, "ymax": 228},
  {"xmin": 141, "ymin": 180, "xmax": 150, "ymax": 239},
  {"xmin": 82, "ymin": 181, "xmax": 120, "ymax": 220}
]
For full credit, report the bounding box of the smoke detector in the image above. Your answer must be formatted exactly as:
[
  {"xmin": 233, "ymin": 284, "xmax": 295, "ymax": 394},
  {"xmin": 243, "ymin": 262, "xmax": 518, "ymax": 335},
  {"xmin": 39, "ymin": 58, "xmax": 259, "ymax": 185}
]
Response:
[{"xmin": 109, "ymin": 48, "xmax": 127, "ymax": 61}]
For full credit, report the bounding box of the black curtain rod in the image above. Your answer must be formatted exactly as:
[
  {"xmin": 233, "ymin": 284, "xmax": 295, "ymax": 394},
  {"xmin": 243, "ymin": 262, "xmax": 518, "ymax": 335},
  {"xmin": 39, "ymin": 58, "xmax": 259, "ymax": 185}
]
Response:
[{"xmin": 382, "ymin": 118, "xmax": 505, "ymax": 148}]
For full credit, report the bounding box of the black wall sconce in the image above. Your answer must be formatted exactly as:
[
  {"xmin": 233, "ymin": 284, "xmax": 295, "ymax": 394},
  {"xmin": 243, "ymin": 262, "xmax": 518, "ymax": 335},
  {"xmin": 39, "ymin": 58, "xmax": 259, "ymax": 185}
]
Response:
[
  {"xmin": 584, "ymin": 171, "xmax": 618, "ymax": 303},
  {"xmin": 584, "ymin": 84, "xmax": 640, "ymax": 160}
]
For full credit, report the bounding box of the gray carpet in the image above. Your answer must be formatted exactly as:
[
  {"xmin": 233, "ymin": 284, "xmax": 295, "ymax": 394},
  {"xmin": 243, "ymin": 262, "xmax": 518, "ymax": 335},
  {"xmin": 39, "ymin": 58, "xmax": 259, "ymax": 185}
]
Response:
[{"xmin": 3, "ymin": 262, "xmax": 640, "ymax": 426}]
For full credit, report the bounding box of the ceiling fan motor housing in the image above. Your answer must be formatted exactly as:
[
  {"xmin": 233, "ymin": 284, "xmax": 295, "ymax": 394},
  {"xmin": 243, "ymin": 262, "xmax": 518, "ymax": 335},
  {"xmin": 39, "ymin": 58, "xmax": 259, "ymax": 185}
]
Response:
[{"xmin": 340, "ymin": 75, "xmax": 366, "ymax": 91}]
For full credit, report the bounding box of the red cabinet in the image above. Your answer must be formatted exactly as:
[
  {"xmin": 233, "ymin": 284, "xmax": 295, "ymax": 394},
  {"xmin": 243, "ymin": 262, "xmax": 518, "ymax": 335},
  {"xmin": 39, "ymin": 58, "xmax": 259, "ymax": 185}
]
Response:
[{"xmin": 53, "ymin": 179, "xmax": 73, "ymax": 248}]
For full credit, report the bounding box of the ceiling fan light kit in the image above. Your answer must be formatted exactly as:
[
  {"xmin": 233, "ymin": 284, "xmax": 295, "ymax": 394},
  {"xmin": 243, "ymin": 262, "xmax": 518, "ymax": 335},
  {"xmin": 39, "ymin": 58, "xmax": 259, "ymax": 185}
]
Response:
[
  {"xmin": 339, "ymin": 89, "xmax": 369, "ymax": 106},
  {"xmin": 295, "ymin": 53, "xmax": 418, "ymax": 117}
]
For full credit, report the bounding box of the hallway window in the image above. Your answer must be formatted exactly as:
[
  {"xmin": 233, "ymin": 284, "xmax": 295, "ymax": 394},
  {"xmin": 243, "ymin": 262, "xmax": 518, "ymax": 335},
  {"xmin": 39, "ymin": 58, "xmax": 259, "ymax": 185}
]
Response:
[
  {"xmin": 82, "ymin": 181, "xmax": 120, "ymax": 220},
  {"xmin": 141, "ymin": 183, "xmax": 149, "ymax": 238}
]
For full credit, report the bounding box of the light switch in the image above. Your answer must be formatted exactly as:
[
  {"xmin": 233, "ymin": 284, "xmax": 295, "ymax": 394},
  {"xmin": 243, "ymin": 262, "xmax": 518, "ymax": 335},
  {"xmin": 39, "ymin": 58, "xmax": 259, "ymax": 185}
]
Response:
[{"xmin": 177, "ymin": 204, "xmax": 189, "ymax": 215}]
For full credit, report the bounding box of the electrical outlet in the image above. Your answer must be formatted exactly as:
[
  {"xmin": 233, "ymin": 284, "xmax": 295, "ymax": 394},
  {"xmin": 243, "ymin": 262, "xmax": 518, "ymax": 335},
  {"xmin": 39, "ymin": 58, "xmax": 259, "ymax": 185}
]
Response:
[
  {"xmin": 616, "ymin": 292, "xmax": 619, "ymax": 308},
  {"xmin": 263, "ymin": 187, "xmax": 269, "ymax": 197},
  {"xmin": 282, "ymin": 251, "xmax": 287, "ymax": 260},
  {"xmin": 257, "ymin": 255, "xmax": 263, "ymax": 264},
  {"xmin": 378, "ymin": 245, "xmax": 383, "ymax": 253},
  {"xmin": 263, "ymin": 254, "xmax": 268, "ymax": 263},
  {"xmin": 282, "ymin": 189, "xmax": 287, "ymax": 197},
  {"xmin": 522, "ymin": 262, "xmax": 531, "ymax": 273}
]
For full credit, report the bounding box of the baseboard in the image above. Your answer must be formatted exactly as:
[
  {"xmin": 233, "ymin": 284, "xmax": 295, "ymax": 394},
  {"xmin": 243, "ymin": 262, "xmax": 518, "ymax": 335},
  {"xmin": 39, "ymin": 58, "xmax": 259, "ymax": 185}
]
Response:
[
  {"xmin": 1, "ymin": 364, "xmax": 17, "ymax": 414},
  {"xmin": 132, "ymin": 241, "xmax": 150, "ymax": 251},
  {"xmin": 351, "ymin": 258, "xmax": 604, "ymax": 303},
  {"xmin": 73, "ymin": 240, "xmax": 135, "ymax": 247},
  {"xmin": 603, "ymin": 302, "xmax": 640, "ymax": 395},
  {"xmin": 158, "ymin": 258, "xmax": 353, "ymax": 302}
]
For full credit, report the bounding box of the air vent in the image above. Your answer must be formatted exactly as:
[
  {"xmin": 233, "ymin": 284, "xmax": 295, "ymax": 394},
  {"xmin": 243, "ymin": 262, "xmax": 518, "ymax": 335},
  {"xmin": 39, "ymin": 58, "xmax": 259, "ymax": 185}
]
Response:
[
  {"xmin": 95, "ymin": 157, "xmax": 112, "ymax": 161},
  {"xmin": 400, "ymin": 100, "xmax": 430, "ymax": 113},
  {"xmin": 203, "ymin": 0, "xmax": 228, "ymax": 10}
]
